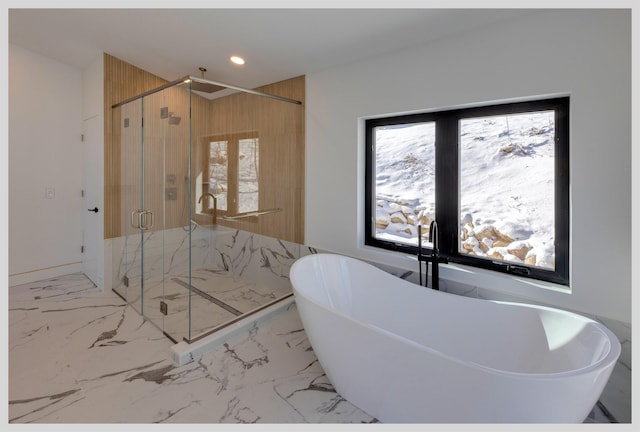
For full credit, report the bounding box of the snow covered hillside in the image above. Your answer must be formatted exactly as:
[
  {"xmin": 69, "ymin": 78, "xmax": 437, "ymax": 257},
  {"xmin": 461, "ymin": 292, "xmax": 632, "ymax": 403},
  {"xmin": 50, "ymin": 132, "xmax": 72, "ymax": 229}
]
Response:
[{"xmin": 374, "ymin": 110, "xmax": 556, "ymax": 270}]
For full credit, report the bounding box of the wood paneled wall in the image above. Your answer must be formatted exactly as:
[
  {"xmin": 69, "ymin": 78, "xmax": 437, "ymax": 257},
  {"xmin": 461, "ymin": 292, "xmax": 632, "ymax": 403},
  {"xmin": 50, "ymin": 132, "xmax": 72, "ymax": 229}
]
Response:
[
  {"xmin": 104, "ymin": 54, "xmax": 305, "ymax": 243},
  {"xmin": 195, "ymin": 76, "xmax": 306, "ymax": 243},
  {"xmin": 104, "ymin": 54, "xmax": 168, "ymax": 239}
]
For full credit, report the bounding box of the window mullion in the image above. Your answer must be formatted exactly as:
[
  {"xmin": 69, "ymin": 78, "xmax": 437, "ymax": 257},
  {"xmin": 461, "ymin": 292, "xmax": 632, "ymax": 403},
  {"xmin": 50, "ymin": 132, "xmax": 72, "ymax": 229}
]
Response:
[{"xmin": 435, "ymin": 115, "xmax": 458, "ymax": 258}]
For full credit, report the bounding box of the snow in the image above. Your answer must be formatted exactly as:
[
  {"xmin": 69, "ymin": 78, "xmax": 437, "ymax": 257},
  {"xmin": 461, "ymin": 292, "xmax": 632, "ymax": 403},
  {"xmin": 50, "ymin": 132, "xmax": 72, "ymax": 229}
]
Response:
[
  {"xmin": 207, "ymin": 137, "xmax": 260, "ymax": 214},
  {"xmin": 374, "ymin": 110, "xmax": 556, "ymax": 270}
]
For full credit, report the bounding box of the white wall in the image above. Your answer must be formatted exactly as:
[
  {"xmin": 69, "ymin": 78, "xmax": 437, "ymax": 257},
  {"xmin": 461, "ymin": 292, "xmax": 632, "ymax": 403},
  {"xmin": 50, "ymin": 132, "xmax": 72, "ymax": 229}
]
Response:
[
  {"xmin": 305, "ymin": 10, "xmax": 631, "ymax": 323},
  {"xmin": 82, "ymin": 55, "xmax": 106, "ymax": 289},
  {"xmin": 8, "ymin": 43, "xmax": 84, "ymax": 285}
]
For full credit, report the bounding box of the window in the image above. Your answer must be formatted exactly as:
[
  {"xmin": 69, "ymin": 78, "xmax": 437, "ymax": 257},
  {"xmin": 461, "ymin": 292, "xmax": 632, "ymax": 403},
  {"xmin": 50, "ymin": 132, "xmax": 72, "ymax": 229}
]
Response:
[
  {"xmin": 237, "ymin": 137, "xmax": 260, "ymax": 214},
  {"xmin": 208, "ymin": 139, "xmax": 229, "ymax": 211},
  {"xmin": 365, "ymin": 97, "xmax": 569, "ymax": 285},
  {"xmin": 202, "ymin": 132, "xmax": 259, "ymax": 216}
]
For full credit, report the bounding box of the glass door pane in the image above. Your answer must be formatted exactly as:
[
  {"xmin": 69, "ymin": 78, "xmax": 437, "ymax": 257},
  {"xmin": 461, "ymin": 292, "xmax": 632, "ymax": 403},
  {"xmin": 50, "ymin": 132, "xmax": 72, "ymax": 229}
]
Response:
[
  {"xmin": 140, "ymin": 90, "xmax": 167, "ymax": 333},
  {"xmin": 111, "ymin": 104, "xmax": 126, "ymax": 301},
  {"xmin": 112, "ymin": 82, "xmax": 194, "ymax": 343},
  {"xmin": 160, "ymin": 83, "xmax": 192, "ymax": 342},
  {"xmin": 114, "ymin": 99, "xmax": 144, "ymax": 314}
]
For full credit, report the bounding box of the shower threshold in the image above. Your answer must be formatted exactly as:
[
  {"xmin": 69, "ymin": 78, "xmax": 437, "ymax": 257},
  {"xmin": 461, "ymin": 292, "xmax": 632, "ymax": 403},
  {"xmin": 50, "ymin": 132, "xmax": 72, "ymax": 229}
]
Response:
[{"xmin": 170, "ymin": 292, "xmax": 294, "ymax": 366}]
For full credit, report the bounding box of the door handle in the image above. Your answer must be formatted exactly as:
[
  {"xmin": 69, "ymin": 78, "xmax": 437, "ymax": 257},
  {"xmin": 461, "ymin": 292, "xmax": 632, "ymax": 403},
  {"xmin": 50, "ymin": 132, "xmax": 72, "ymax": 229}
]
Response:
[
  {"xmin": 131, "ymin": 210, "xmax": 142, "ymax": 228},
  {"xmin": 130, "ymin": 209, "xmax": 153, "ymax": 230},
  {"xmin": 140, "ymin": 210, "xmax": 154, "ymax": 230},
  {"xmin": 88, "ymin": 207, "xmax": 99, "ymax": 213}
]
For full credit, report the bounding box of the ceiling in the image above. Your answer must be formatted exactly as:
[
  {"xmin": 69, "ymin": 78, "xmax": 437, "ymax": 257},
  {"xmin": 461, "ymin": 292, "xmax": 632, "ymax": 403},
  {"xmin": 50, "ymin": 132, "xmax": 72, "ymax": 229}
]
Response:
[{"xmin": 8, "ymin": 8, "xmax": 536, "ymax": 90}]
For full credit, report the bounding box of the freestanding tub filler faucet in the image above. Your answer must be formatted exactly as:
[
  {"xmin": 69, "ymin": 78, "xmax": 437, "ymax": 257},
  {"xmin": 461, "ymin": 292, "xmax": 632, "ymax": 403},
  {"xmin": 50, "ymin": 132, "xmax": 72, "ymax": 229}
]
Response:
[
  {"xmin": 417, "ymin": 220, "xmax": 447, "ymax": 290},
  {"xmin": 428, "ymin": 220, "xmax": 440, "ymax": 290}
]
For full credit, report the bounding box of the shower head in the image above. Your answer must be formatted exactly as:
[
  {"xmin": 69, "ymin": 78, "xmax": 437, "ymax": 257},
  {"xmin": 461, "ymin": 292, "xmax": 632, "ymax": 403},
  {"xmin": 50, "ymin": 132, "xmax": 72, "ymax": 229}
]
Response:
[
  {"xmin": 188, "ymin": 66, "xmax": 226, "ymax": 94},
  {"xmin": 189, "ymin": 81, "xmax": 226, "ymax": 94}
]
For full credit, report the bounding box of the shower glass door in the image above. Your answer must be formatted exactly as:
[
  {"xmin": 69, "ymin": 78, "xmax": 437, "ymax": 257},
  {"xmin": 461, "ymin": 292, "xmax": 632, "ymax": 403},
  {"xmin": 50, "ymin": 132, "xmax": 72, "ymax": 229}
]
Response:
[
  {"xmin": 138, "ymin": 89, "xmax": 167, "ymax": 333},
  {"xmin": 156, "ymin": 82, "xmax": 192, "ymax": 341},
  {"xmin": 113, "ymin": 98, "xmax": 144, "ymax": 314},
  {"xmin": 112, "ymin": 84, "xmax": 192, "ymax": 342}
]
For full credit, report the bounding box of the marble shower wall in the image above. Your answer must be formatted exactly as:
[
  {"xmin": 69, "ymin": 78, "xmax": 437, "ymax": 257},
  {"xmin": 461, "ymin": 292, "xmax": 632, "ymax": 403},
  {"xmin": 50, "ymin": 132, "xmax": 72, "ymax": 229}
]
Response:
[
  {"xmin": 208, "ymin": 226, "xmax": 314, "ymax": 291},
  {"xmin": 111, "ymin": 224, "xmax": 214, "ymax": 293},
  {"xmin": 110, "ymin": 225, "xmax": 313, "ymax": 339},
  {"xmin": 111, "ymin": 225, "xmax": 311, "ymax": 293}
]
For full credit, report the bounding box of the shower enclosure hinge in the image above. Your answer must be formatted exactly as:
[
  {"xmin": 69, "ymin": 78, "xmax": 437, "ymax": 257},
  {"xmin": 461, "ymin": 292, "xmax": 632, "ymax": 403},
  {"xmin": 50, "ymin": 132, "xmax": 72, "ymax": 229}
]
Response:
[
  {"xmin": 81, "ymin": 189, "xmax": 85, "ymax": 198},
  {"xmin": 160, "ymin": 301, "xmax": 168, "ymax": 316},
  {"xmin": 81, "ymin": 134, "xmax": 85, "ymax": 142},
  {"xmin": 81, "ymin": 245, "xmax": 84, "ymax": 253},
  {"xmin": 123, "ymin": 275, "xmax": 129, "ymax": 287}
]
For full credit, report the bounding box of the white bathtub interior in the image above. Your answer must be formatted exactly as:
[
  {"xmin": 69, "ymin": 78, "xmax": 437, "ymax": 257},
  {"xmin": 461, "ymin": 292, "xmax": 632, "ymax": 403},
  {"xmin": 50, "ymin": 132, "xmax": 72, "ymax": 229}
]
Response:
[{"xmin": 290, "ymin": 253, "xmax": 623, "ymax": 423}]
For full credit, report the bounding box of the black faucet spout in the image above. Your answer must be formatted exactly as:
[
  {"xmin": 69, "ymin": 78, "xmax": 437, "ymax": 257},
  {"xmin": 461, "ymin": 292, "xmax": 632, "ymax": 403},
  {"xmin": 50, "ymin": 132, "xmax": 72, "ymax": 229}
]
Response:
[
  {"xmin": 429, "ymin": 220, "xmax": 440, "ymax": 290},
  {"xmin": 428, "ymin": 220, "xmax": 438, "ymax": 250},
  {"xmin": 417, "ymin": 221, "xmax": 447, "ymax": 290}
]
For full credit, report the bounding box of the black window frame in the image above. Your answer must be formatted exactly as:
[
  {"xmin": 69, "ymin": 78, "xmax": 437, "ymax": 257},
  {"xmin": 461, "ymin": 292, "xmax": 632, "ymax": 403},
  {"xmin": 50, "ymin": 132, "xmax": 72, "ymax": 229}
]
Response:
[{"xmin": 365, "ymin": 97, "xmax": 570, "ymax": 286}]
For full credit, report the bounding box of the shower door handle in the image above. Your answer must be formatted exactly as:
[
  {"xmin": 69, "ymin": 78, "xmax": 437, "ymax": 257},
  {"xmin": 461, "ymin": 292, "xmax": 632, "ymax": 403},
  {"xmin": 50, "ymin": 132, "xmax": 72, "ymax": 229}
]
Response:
[
  {"xmin": 88, "ymin": 207, "xmax": 99, "ymax": 213},
  {"xmin": 131, "ymin": 210, "xmax": 142, "ymax": 229},
  {"xmin": 140, "ymin": 210, "xmax": 154, "ymax": 230},
  {"xmin": 130, "ymin": 210, "xmax": 154, "ymax": 230}
]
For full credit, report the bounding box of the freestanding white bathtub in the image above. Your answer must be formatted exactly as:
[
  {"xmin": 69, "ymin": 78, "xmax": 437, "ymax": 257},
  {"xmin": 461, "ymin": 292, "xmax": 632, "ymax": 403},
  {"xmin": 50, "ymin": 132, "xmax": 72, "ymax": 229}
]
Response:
[{"xmin": 289, "ymin": 253, "xmax": 620, "ymax": 423}]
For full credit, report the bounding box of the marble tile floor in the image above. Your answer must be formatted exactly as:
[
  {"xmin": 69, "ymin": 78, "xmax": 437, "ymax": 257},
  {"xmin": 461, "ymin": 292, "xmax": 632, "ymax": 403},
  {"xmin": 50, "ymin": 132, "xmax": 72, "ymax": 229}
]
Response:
[
  {"xmin": 8, "ymin": 272, "xmax": 374, "ymax": 425},
  {"xmin": 7, "ymin": 272, "xmax": 614, "ymax": 426}
]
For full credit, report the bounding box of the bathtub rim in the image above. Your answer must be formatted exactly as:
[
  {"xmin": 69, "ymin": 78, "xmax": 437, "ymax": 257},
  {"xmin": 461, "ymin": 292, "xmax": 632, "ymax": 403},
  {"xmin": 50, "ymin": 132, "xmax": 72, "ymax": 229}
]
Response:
[{"xmin": 290, "ymin": 253, "xmax": 622, "ymax": 379}]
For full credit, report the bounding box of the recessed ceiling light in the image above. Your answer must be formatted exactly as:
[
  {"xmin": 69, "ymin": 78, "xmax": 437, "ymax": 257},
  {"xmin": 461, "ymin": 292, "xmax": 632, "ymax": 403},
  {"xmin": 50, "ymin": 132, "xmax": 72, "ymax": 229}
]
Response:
[{"xmin": 230, "ymin": 56, "xmax": 246, "ymax": 66}]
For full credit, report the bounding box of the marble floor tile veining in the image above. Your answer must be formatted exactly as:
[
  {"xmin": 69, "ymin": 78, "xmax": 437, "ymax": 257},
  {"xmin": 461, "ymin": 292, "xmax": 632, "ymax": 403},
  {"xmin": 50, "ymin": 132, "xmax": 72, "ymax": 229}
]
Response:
[
  {"xmin": 8, "ymin": 272, "xmax": 375, "ymax": 425},
  {"xmin": 8, "ymin": 272, "xmax": 617, "ymax": 426}
]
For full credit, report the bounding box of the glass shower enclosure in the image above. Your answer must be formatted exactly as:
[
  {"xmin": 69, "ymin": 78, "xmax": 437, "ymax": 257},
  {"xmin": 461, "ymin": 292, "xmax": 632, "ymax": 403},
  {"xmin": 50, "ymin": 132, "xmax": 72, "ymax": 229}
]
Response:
[{"xmin": 110, "ymin": 76, "xmax": 302, "ymax": 343}]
